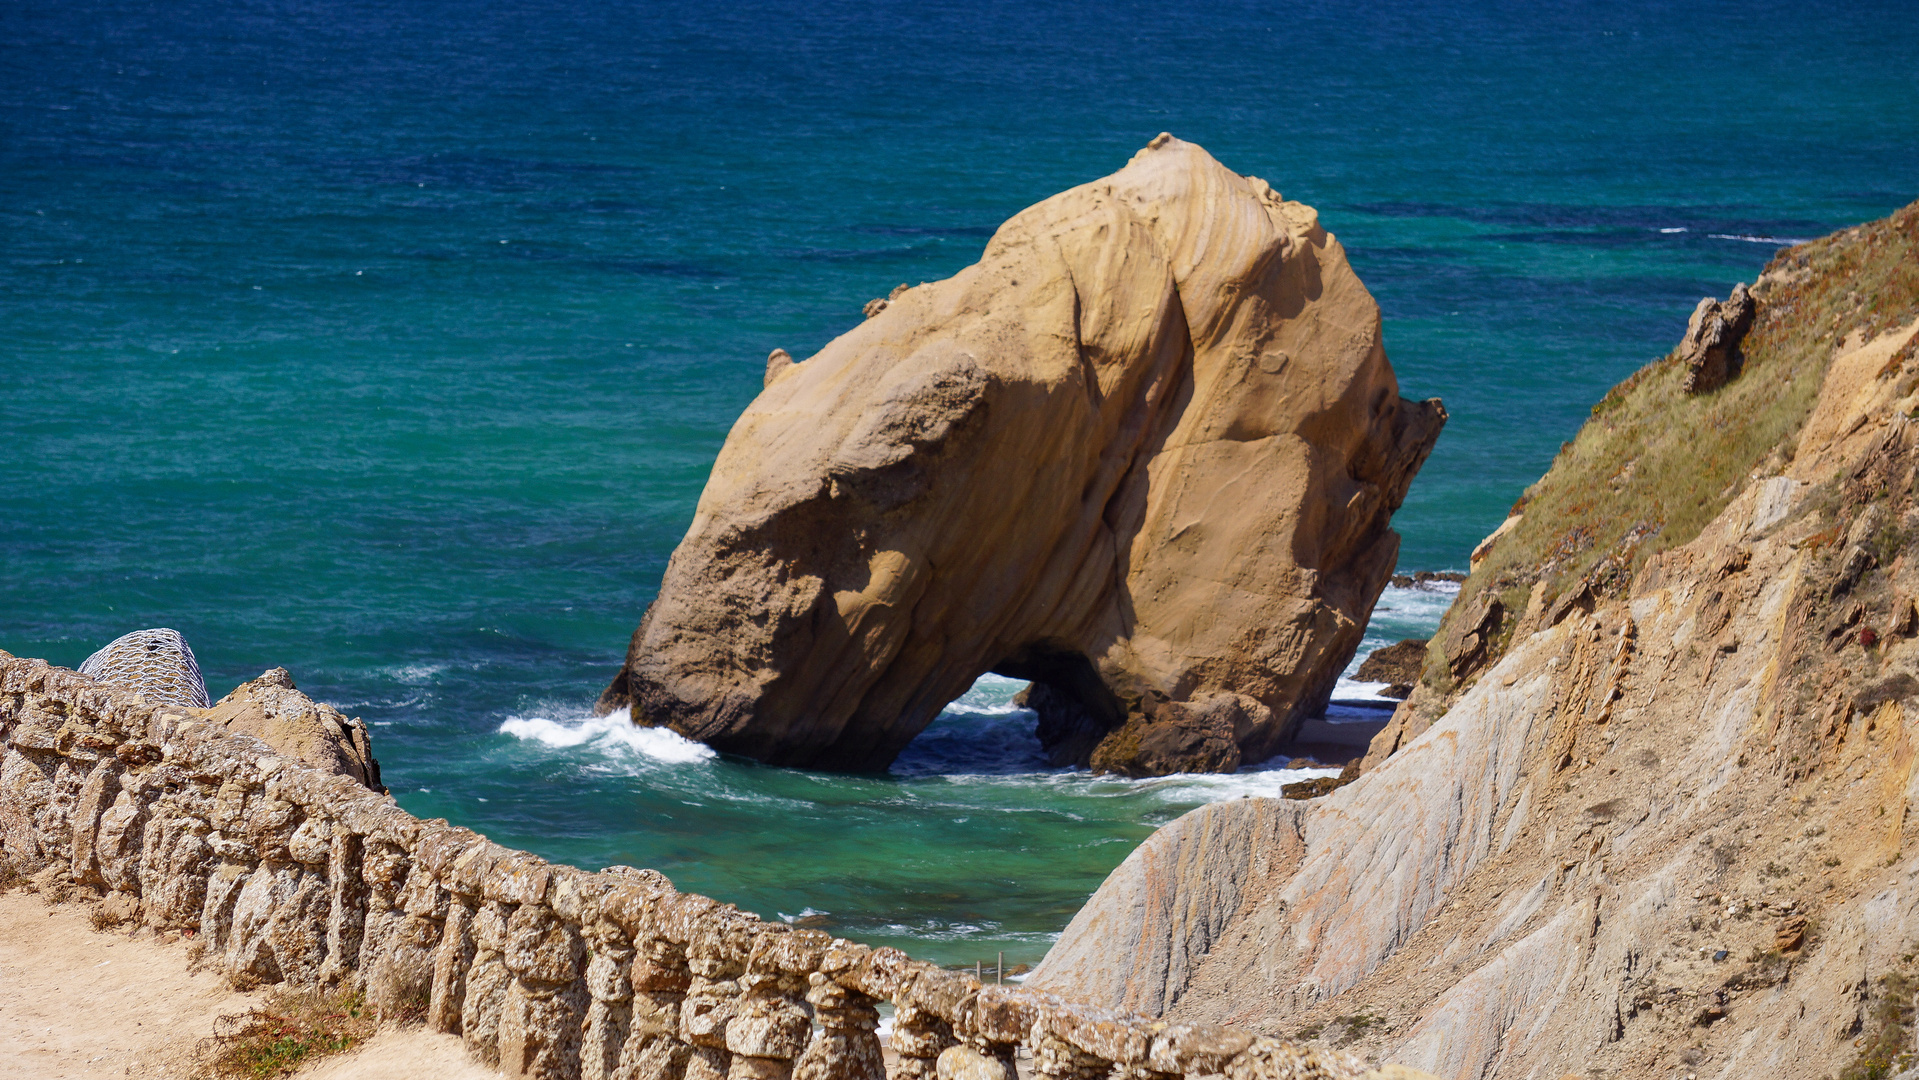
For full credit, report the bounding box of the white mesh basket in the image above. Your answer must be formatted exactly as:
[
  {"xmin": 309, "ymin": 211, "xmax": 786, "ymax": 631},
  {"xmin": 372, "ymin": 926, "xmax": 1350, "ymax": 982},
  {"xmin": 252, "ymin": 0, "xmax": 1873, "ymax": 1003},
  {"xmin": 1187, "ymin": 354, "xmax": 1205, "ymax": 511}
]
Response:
[{"xmin": 77, "ymin": 628, "xmax": 211, "ymax": 708}]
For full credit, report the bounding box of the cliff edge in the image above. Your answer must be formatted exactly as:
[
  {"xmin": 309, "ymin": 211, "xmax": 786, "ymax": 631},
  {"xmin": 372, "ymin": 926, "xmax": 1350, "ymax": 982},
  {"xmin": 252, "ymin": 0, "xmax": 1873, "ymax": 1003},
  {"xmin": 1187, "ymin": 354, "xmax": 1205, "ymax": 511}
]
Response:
[
  {"xmin": 1031, "ymin": 201, "xmax": 1919, "ymax": 1079},
  {"xmin": 599, "ymin": 135, "xmax": 1444, "ymax": 776}
]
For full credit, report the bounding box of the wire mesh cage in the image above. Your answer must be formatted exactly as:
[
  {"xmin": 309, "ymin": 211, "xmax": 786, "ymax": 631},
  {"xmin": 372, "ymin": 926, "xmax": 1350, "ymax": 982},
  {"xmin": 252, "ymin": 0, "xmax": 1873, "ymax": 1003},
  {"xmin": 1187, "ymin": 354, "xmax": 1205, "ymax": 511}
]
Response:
[{"xmin": 77, "ymin": 628, "xmax": 211, "ymax": 709}]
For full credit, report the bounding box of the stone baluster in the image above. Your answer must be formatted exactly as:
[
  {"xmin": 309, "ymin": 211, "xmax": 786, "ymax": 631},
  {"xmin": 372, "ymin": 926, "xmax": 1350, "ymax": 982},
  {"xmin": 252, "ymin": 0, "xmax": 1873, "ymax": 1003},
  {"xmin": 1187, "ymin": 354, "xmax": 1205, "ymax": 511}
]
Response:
[
  {"xmin": 681, "ymin": 927, "xmax": 744, "ymax": 1080},
  {"xmin": 221, "ymin": 776, "xmax": 302, "ymax": 985},
  {"xmin": 792, "ymin": 974, "xmax": 884, "ymax": 1080},
  {"xmin": 93, "ymin": 770, "xmax": 152, "ymax": 897},
  {"xmin": 463, "ymin": 900, "xmax": 515, "ymax": 1065},
  {"xmin": 140, "ymin": 805, "xmax": 213, "ymax": 930},
  {"xmin": 499, "ymin": 901, "xmax": 589, "ymax": 1080},
  {"xmin": 367, "ymin": 841, "xmax": 445, "ymax": 1014},
  {"xmin": 947, "ymin": 985, "xmax": 1023, "ymax": 1080},
  {"xmin": 69, "ymin": 758, "xmax": 122, "ymax": 888},
  {"xmin": 200, "ymin": 774, "xmax": 262, "ymax": 956},
  {"xmin": 319, "ymin": 825, "xmax": 367, "ymax": 987},
  {"xmin": 889, "ymin": 999, "xmax": 956, "ymax": 1079},
  {"xmin": 417, "ymin": 828, "xmax": 484, "ymax": 1030},
  {"xmin": 619, "ymin": 933, "xmax": 693, "ymax": 1078},
  {"xmin": 724, "ymin": 966, "xmax": 812, "ymax": 1080},
  {"xmin": 354, "ymin": 839, "xmax": 410, "ymax": 993},
  {"xmin": 432, "ymin": 891, "xmax": 479, "ymax": 1033},
  {"xmin": 579, "ymin": 914, "xmax": 634, "ymax": 1080},
  {"xmin": 264, "ymin": 810, "xmax": 336, "ymax": 986}
]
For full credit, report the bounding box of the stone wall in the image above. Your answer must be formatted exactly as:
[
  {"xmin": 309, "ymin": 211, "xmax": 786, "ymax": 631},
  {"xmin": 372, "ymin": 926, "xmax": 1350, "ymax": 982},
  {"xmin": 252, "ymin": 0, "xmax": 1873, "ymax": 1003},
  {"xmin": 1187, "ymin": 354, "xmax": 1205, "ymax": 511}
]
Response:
[{"xmin": 0, "ymin": 653, "xmax": 1389, "ymax": 1080}]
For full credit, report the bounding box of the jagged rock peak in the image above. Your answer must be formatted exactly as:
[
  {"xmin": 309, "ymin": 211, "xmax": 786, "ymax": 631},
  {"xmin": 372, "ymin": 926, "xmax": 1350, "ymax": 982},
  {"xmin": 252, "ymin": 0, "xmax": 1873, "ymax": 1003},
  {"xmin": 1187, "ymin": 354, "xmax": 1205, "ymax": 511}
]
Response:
[
  {"xmin": 1680, "ymin": 281, "xmax": 1757, "ymax": 394},
  {"xmin": 598, "ymin": 135, "xmax": 1446, "ymax": 775}
]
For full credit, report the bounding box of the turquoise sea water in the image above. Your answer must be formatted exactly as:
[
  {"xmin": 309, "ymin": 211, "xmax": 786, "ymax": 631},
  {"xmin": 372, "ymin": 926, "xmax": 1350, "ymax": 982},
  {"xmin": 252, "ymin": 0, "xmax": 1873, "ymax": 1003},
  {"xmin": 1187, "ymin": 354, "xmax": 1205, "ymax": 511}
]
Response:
[{"xmin": 5, "ymin": 0, "xmax": 1916, "ymax": 967}]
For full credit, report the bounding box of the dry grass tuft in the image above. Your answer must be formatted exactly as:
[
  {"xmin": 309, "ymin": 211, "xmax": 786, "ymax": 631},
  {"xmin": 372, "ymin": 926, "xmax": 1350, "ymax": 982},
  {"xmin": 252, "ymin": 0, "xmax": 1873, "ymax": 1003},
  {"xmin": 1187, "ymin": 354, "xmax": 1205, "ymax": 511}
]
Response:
[{"xmin": 197, "ymin": 987, "xmax": 378, "ymax": 1079}]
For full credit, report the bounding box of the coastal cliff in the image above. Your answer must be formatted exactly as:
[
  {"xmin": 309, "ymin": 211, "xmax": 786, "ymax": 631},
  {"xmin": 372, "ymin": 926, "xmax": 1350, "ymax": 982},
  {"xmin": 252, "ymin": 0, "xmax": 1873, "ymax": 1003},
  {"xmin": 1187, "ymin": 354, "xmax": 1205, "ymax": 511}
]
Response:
[
  {"xmin": 1031, "ymin": 201, "xmax": 1919, "ymax": 1079},
  {"xmin": 598, "ymin": 135, "xmax": 1444, "ymax": 776}
]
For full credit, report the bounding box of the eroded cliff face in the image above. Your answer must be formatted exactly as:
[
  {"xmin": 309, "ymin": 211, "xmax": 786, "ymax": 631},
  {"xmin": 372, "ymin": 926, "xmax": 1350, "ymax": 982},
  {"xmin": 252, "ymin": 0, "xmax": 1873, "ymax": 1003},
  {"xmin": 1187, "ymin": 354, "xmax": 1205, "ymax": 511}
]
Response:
[
  {"xmin": 599, "ymin": 135, "xmax": 1444, "ymax": 775},
  {"xmin": 1032, "ymin": 202, "xmax": 1919, "ymax": 1078}
]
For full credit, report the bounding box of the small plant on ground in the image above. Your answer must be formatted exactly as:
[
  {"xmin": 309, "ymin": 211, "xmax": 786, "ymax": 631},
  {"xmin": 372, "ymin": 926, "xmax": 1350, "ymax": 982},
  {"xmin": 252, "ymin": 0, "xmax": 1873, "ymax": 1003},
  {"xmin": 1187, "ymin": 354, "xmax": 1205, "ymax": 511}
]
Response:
[
  {"xmin": 198, "ymin": 988, "xmax": 377, "ymax": 1079},
  {"xmin": 1333, "ymin": 1011, "xmax": 1379, "ymax": 1046}
]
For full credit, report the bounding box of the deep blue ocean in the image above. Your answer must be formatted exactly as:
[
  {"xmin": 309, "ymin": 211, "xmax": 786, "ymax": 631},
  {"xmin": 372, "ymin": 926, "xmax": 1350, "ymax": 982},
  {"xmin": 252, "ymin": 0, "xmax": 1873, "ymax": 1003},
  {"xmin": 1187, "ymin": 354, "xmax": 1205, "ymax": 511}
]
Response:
[{"xmin": 4, "ymin": 0, "xmax": 1916, "ymax": 967}]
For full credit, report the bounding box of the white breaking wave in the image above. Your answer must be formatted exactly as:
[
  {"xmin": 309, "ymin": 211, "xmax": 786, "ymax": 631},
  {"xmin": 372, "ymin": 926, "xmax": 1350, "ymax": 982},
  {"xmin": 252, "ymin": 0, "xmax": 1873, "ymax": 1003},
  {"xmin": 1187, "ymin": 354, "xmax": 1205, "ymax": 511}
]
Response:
[
  {"xmin": 944, "ymin": 672, "xmax": 1033, "ymax": 715},
  {"xmin": 1709, "ymin": 233, "xmax": 1809, "ymax": 245},
  {"xmin": 1138, "ymin": 762, "xmax": 1344, "ymax": 805},
  {"xmin": 500, "ymin": 705, "xmax": 716, "ymax": 764}
]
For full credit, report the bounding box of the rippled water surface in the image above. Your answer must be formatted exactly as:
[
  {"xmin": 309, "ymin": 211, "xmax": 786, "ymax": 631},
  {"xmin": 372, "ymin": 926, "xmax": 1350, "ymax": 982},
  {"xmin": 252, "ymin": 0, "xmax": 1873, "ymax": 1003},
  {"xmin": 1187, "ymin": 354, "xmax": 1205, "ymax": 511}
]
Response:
[{"xmin": 4, "ymin": 0, "xmax": 1916, "ymax": 965}]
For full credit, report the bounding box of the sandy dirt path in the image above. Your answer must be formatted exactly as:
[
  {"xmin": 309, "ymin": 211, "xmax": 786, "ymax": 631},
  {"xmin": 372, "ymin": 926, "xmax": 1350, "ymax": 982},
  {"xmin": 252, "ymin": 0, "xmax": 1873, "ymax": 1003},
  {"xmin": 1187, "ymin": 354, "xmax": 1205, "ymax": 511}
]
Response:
[{"xmin": 0, "ymin": 889, "xmax": 491, "ymax": 1079}]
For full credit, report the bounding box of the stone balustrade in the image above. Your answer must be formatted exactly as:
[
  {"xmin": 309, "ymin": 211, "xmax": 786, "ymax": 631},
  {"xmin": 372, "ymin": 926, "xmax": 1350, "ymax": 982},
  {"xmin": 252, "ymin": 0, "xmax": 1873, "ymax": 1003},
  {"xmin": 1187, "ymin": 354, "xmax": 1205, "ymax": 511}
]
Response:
[{"xmin": 0, "ymin": 654, "xmax": 1383, "ymax": 1080}]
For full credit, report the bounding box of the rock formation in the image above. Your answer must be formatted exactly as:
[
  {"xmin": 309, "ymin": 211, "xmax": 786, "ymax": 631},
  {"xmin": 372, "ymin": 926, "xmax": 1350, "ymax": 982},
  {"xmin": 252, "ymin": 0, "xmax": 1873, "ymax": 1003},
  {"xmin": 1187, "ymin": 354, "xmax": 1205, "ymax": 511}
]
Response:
[
  {"xmin": 1351, "ymin": 639, "xmax": 1423, "ymax": 698},
  {"xmin": 198, "ymin": 667, "xmax": 383, "ymax": 790},
  {"xmin": 1678, "ymin": 282, "xmax": 1756, "ymax": 394},
  {"xmin": 1030, "ymin": 202, "xmax": 1919, "ymax": 1078},
  {"xmin": 598, "ymin": 135, "xmax": 1445, "ymax": 775},
  {"xmin": 71, "ymin": 627, "xmax": 382, "ymax": 790}
]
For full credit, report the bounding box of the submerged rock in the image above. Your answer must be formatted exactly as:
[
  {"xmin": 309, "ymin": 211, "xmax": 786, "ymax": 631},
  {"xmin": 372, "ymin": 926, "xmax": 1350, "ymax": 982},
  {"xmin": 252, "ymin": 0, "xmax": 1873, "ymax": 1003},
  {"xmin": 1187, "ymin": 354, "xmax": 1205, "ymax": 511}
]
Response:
[{"xmin": 598, "ymin": 135, "xmax": 1445, "ymax": 775}]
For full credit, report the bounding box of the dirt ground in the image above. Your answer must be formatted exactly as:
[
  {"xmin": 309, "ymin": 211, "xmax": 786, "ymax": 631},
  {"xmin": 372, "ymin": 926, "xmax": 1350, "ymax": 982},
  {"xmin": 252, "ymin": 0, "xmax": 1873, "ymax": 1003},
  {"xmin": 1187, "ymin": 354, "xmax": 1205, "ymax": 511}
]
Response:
[{"xmin": 0, "ymin": 889, "xmax": 490, "ymax": 1080}]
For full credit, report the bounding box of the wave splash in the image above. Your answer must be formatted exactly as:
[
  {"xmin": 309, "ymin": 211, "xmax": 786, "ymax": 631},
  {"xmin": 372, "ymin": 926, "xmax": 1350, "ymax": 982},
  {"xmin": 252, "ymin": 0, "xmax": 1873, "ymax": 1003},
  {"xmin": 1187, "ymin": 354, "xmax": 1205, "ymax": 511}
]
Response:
[{"xmin": 499, "ymin": 705, "xmax": 717, "ymax": 764}]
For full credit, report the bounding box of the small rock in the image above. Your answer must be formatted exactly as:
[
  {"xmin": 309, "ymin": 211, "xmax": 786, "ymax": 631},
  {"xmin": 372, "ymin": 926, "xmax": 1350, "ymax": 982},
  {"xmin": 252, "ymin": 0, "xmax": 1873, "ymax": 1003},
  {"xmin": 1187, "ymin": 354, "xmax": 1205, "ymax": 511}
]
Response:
[
  {"xmin": 936, "ymin": 1044, "xmax": 1014, "ymax": 1080},
  {"xmin": 1355, "ymin": 640, "xmax": 1427, "ymax": 686},
  {"xmin": 1775, "ymin": 914, "xmax": 1809, "ymax": 952}
]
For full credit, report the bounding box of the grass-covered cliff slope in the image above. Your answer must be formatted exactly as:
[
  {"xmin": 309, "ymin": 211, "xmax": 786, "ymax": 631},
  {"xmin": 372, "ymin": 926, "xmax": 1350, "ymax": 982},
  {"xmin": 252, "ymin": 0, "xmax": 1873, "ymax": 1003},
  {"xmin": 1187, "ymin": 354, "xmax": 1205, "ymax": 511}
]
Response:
[
  {"xmin": 1033, "ymin": 197, "xmax": 1919, "ymax": 1080},
  {"xmin": 1428, "ymin": 199, "xmax": 1919, "ymax": 696}
]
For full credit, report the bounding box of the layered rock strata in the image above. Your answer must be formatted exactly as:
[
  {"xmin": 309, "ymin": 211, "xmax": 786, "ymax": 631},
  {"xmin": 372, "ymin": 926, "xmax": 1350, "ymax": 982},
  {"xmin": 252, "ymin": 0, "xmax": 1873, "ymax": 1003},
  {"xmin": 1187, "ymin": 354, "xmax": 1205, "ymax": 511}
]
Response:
[
  {"xmin": 1031, "ymin": 203, "xmax": 1919, "ymax": 1078},
  {"xmin": 599, "ymin": 135, "xmax": 1445, "ymax": 775},
  {"xmin": 0, "ymin": 652, "xmax": 1422, "ymax": 1080}
]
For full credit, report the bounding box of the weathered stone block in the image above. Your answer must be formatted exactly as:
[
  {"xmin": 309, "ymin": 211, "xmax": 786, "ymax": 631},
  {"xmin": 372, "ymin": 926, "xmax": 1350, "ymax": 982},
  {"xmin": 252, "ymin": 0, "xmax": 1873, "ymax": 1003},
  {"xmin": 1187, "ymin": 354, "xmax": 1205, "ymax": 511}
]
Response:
[
  {"xmin": 498, "ymin": 980, "xmax": 588, "ymax": 1080},
  {"xmin": 506, "ymin": 903, "xmax": 585, "ymax": 986},
  {"xmin": 723, "ymin": 987, "xmax": 809, "ymax": 1059}
]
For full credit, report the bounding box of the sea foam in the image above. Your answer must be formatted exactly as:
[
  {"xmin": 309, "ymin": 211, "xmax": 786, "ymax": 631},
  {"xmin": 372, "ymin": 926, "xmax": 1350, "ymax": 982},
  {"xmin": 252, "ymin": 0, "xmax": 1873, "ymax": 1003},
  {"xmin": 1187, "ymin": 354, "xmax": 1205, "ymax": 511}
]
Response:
[{"xmin": 500, "ymin": 705, "xmax": 716, "ymax": 764}]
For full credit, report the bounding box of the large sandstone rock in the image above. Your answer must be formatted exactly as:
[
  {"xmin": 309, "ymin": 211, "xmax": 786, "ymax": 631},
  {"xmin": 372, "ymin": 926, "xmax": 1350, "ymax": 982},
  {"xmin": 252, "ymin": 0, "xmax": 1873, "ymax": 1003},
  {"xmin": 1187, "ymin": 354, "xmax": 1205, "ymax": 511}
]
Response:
[
  {"xmin": 197, "ymin": 667, "xmax": 383, "ymax": 789},
  {"xmin": 598, "ymin": 135, "xmax": 1445, "ymax": 775}
]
